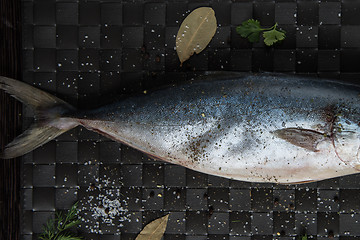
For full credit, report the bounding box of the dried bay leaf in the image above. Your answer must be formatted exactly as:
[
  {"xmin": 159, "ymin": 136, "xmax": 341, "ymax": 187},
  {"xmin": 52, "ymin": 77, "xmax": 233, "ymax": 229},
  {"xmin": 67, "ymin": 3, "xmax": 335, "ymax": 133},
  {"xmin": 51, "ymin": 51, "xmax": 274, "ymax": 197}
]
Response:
[
  {"xmin": 176, "ymin": 7, "xmax": 217, "ymax": 66},
  {"xmin": 135, "ymin": 214, "xmax": 169, "ymax": 240}
]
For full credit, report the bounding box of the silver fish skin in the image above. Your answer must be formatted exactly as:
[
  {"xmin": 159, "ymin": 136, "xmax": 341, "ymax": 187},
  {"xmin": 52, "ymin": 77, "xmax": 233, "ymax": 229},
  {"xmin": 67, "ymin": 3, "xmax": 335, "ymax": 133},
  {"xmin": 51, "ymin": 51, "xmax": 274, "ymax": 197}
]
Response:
[
  {"xmin": 75, "ymin": 73, "xmax": 360, "ymax": 183},
  {"xmin": 1, "ymin": 73, "xmax": 360, "ymax": 183}
]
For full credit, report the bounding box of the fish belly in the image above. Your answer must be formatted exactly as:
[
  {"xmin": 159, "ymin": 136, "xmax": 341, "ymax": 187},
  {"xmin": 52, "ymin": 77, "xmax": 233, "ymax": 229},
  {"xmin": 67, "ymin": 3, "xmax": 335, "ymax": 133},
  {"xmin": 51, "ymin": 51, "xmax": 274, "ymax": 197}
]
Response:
[{"xmin": 82, "ymin": 113, "xmax": 358, "ymax": 183}]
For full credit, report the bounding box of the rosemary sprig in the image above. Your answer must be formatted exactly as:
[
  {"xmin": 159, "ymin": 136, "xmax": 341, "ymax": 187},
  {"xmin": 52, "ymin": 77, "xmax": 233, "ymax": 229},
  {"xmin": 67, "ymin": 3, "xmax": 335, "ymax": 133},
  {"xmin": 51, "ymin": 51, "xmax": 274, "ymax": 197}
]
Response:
[{"xmin": 39, "ymin": 202, "xmax": 83, "ymax": 240}]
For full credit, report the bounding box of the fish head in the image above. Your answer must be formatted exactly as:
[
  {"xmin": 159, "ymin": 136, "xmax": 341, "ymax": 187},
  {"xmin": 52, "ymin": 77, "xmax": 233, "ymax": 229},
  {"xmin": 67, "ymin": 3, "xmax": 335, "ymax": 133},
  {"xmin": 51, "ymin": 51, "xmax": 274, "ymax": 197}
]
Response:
[{"xmin": 332, "ymin": 115, "xmax": 360, "ymax": 170}]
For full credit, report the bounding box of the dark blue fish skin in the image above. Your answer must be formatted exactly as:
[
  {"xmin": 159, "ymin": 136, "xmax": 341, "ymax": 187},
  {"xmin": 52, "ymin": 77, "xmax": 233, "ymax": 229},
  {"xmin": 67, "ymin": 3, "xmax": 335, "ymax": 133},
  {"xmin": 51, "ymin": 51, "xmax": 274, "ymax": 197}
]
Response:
[{"xmin": 81, "ymin": 73, "xmax": 360, "ymax": 126}]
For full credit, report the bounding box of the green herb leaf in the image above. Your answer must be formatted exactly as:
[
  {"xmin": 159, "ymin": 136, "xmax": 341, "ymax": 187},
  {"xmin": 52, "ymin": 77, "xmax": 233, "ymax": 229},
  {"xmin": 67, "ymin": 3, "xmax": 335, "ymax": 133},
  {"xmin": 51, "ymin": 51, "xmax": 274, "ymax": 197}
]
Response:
[
  {"xmin": 56, "ymin": 233, "xmax": 83, "ymax": 240},
  {"xmin": 236, "ymin": 19, "xmax": 286, "ymax": 46},
  {"xmin": 64, "ymin": 219, "xmax": 81, "ymax": 230},
  {"xmin": 57, "ymin": 234, "xmax": 83, "ymax": 240},
  {"xmin": 236, "ymin": 19, "xmax": 263, "ymax": 43},
  {"xmin": 263, "ymin": 28, "xmax": 286, "ymax": 46},
  {"xmin": 39, "ymin": 202, "xmax": 83, "ymax": 240},
  {"xmin": 301, "ymin": 235, "xmax": 308, "ymax": 240}
]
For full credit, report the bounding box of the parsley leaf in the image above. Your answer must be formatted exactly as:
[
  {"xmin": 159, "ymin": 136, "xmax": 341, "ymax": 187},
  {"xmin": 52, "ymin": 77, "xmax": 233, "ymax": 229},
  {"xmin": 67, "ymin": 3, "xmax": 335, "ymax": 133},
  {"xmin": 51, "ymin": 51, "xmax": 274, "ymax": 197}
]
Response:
[
  {"xmin": 236, "ymin": 19, "xmax": 286, "ymax": 46},
  {"xmin": 236, "ymin": 19, "xmax": 263, "ymax": 43},
  {"xmin": 263, "ymin": 28, "xmax": 286, "ymax": 46}
]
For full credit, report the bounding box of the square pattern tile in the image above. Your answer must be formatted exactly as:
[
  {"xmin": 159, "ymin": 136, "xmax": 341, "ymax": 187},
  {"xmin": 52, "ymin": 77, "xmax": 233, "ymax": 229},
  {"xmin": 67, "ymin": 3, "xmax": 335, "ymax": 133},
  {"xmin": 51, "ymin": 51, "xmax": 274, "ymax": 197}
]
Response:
[{"xmin": 19, "ymin": 0, "xmax": 360, "ymax": 239}]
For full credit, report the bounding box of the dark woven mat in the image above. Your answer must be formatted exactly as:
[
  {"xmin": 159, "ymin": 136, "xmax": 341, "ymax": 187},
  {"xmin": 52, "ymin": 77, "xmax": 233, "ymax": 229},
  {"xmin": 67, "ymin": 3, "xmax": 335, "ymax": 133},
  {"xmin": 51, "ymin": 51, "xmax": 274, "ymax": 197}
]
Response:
[
  {"xmin": 13, "ymin": 0, "xmax": 360, "ymax": 239},
  {"xmin": 0, "ymin": 0, "xmax": 22, "ymax": 239}
]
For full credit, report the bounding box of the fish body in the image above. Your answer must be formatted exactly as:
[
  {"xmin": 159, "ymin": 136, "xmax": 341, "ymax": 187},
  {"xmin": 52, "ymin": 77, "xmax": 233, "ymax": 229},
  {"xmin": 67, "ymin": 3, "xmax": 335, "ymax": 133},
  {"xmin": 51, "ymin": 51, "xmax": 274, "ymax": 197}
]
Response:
[{"xmin": 1, "ymin": 73, "xmax": 360, "ymax": 183}]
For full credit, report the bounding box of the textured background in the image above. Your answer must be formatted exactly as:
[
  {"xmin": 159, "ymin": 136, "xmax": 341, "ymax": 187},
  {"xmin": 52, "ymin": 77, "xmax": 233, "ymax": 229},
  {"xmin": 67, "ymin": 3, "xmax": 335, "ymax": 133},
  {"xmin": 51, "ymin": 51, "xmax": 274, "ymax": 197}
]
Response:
[
  {"xmin": 18, "ymin": 0, "xmax": 360, "ymax": 239},
  {"xmin": 1, "ymin": 1, "xmax": 22, "ymax": 239}
]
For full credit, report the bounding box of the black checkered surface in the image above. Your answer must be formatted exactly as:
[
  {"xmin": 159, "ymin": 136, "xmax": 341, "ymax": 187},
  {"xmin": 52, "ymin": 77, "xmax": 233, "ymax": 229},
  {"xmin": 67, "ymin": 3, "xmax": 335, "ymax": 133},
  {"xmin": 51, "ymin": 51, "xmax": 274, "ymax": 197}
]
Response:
[{"xmin": 20, "ymin": 0, "xmax": 360, "ymax": 239}]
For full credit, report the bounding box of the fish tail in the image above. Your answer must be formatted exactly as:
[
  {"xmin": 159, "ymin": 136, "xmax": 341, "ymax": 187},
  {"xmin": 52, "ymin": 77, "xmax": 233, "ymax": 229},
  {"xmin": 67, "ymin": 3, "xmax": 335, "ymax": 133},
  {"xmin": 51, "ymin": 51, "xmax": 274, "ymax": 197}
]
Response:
[{"xmin": 0, "ymin": 76, "xmax": 78, "ymax": 159}]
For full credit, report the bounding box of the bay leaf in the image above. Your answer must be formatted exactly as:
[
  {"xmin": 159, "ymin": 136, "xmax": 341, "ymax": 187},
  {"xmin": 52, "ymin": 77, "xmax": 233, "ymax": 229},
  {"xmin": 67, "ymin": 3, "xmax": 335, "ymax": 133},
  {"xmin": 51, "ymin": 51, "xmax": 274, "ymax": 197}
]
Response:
[
  {"xmin": 135, "ymin": 214, "xmax": 169, "ymax": 240},
  {"xmin": 176, "ymin": 7, "xmax": 217, "ymax": 66}
]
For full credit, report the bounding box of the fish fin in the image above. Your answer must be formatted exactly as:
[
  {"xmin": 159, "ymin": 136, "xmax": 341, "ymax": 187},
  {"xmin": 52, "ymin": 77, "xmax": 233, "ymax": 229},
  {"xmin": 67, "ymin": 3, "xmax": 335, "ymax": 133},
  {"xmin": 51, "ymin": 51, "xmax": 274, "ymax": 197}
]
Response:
[
  {"xmin": 278, "ymin": 180, "xmax": 317, "ymax": 185},
  {"xmin": 0, "ymin": 76, "xmax": 77, "ymax": 159},
  {"xmin": 0, "ymin": 125, "xmax": 67, "ymax": 159},
  {"xmin": 0, "ymin": 76, "xmax": 74, "ymax": 111},
  {"xmin": 272, "ymin": 128, "xmax": 326, "ymax": 152}
]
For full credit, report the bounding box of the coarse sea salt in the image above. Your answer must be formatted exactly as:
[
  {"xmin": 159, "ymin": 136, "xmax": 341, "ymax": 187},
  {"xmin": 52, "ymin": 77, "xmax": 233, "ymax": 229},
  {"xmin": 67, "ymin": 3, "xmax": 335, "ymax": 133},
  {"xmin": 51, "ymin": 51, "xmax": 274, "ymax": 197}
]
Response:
[{"xmin": 78, "ymin": 173, "xmax": 130, "ymax": 234}]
